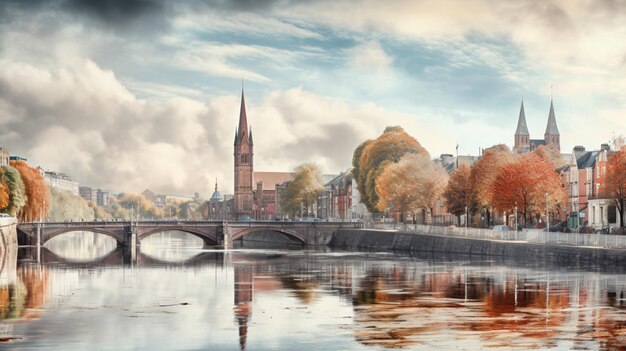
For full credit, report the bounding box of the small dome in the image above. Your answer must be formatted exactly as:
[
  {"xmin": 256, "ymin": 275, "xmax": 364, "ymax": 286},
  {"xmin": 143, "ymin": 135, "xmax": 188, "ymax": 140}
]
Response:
[
  {"xmin": 210, "ymin": 189, "xmax": 223, "ymax": 202},
  {"xmin": 209, "ymin": 179, "xmax": 224, "ymax": 202}
]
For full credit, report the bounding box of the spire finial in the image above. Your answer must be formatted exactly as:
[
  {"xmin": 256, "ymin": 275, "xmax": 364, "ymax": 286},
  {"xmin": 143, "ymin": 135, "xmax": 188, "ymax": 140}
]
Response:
[{"xmin": 215, "ymin": 177, "xmax": 218, "ymax": 191}]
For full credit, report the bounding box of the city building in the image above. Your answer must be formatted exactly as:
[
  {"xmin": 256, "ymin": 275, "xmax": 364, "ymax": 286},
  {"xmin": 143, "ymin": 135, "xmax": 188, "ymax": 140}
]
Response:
[
  {"xmin": 0, "ymin": 147, "xmax": 9, "ymax": 166},
  {"xmin": 231, "ymin": 89, "xmax": 297, "ymax": 220},
  {"xmin": 96, "ymin": 189, "xmax": 110, "ymax": 207},
  {"xmin": 587, "ymin": 145, "xmax": 622, "ymax": 231},
  {"xmin": 253, "ymin": 172, "xmax": 294, "ymax": 219},
  {"xmin": 560, "ymin": 144, "xmax": 622, "ymax": 230},
  {"xmin": 513, "ymin": 100, "xmax": 561, "ymax": 154},
  {"xmin": 43, "ymin": 171, "xmax": 80, "ymax": 196},
  {"xmin": 9, "ymin": 155, "xmax": 27, "ymax": 162},
  {"xmin": 79, "ymin": 186, "xmax": 97, "ymax": 202},
  {"xmin": 317, "ymin": 171, "xmax": 368, "ymax": 221},
  {"xmin": 205, "ymin": 180, "xmax": 231, "ymax": 220}
]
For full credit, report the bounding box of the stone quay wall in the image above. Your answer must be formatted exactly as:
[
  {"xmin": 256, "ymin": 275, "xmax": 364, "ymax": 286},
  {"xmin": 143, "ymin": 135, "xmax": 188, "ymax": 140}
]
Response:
[{"xmin": 329, "ymin": 229, "xmax": 626, "ymax": 266}]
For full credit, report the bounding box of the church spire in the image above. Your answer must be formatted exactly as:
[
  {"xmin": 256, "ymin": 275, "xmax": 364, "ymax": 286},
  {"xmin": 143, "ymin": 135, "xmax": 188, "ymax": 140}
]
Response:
[
  {"xmin": 544, "ymin": 99, "xmax": 559, "ymax": 135},
  {"xmin": 236, "ymin": 88, "xmax": 251, "ymax": 145},
  {"xmin": 515, "ymin": 100, "xmax": 529, "ymax": 135}
]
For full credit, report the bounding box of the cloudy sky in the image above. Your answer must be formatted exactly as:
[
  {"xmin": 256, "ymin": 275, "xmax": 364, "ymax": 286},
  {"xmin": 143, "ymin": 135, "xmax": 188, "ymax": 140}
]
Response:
[{"xmin": 1, "ymin": 0, "xmax": 624, "ymax": 196}]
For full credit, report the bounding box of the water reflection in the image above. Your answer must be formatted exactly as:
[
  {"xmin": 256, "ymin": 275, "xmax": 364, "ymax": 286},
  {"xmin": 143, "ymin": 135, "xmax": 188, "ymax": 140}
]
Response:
[
  {"xmin": 44, "ymin": 231, "xmax": 117, "ymax": 262},
  {"xmin": 3, "ymin": 234, "xmax": 626, "ymax": 349}
]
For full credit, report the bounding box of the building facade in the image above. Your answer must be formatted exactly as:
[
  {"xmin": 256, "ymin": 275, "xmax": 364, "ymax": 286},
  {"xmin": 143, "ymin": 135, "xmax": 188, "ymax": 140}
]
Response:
[
  {"xmin": 79, "ymin": 186, "xmax": 97, "ymax": 202},
  {"xmin": 560, "ymin": 144, "xmax": 622, "ymax": 231},
  {"xmin": 513, "ymin": 100, "xmax": 560, "ymax": 154},
  {"xmin": 43, "ymin": 171, "xmax": 80, "ymax": 196}
]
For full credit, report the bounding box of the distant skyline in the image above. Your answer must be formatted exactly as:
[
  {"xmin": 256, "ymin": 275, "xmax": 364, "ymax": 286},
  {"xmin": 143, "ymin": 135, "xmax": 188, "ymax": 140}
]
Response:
[{"xmin": 0, "ymin": 0, "xmax": 624, "ymax": 195}]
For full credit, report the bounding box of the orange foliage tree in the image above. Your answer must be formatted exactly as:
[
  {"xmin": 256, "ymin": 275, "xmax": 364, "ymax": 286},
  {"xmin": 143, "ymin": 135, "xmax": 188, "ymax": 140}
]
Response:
[
  {"xmin": 352, "ymin": 126, "xmax": 429, "ymax": 213},
  {"xmin": 491, "ymin": 154, "xmax": 566, "ymax": 228},
  {"xmin": 376, "ymin": 153, "xmax": 448, "ymax": 223},
  {"xmin": 0, "ymin": 183, "xmax": 8, "ymax": 210},
  {"xmin": 443, "ymin": 164, "xmax": 474, "ymax": 226},
  {"xmin": 605, "ymin": 150, "xmax": 626, "ymax": 227},
  {"xmin": 470, "ymin": 144, "xmax": 515, "ymax": 226},
  {"xmin": 10, "ymin": 161, "xmax": 50, "ymax": 222}
]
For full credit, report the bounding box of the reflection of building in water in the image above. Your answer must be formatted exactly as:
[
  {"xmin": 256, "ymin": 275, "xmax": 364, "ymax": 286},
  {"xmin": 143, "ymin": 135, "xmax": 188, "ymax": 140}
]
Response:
[{"xmin": 234, "ymin": 266, "xmax": 253, "ymax": 351}]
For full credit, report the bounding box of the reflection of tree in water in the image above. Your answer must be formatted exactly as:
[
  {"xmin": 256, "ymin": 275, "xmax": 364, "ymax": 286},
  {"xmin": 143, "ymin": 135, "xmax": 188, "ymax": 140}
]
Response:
[
  {"xmin": 0, "ymin": 266, "xmax": 48, "ymax": 321},
  {"xmin": 280, "ymin": 275, "xmax": 320, "ymax": 304},
  {"xmin": 579, "ymin": 290, "xmax": 626, "ymax": 350},
  {"xmin": 350, "ymin": 268, "xmax": 571, "ymax": 349}
]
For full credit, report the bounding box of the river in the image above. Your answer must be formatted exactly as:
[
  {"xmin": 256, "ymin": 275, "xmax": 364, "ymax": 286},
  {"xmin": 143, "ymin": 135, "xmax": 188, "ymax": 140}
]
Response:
[{"xmin": 2, "ymin": 231, "xmax": 626, "ymax": 350}]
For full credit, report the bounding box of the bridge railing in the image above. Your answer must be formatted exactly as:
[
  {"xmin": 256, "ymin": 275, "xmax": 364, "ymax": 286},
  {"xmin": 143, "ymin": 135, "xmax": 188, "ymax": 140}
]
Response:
[{"xmin": 18, "ymin": 220, "xmax": 364, "ymax": 228}]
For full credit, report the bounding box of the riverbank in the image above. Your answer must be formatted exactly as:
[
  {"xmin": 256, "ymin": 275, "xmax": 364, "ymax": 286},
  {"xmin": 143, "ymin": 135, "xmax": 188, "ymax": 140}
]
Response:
[
  {"xmin": 330, "ymin": 229, "xmax": 626, "ymax": 268},
  {"xmin": 0, "ymin": 217, "xmax": 17, "ymax": 249}
]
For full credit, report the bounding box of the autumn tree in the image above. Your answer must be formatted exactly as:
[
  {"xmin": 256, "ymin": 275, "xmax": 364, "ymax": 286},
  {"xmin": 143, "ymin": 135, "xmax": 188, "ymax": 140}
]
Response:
[
  {"xmin": 470, "ymin": 144, "xmax": 515, "ymax": 226},
  {"xmin": 491, "ymin": 154, "xmax": 566, "ymax": 228},
  {"xmin": 0, "ymin": 183, "xmax": 8, "ymax": 210},
  {"xmin": 0, "ymin": 165, "xmax": 26, "ymax": 216},
  {"xmin": 376, "ymin": 153, "xmax": 448, "ymax": 223},
  {"xmin": 352, "ymin": 126, "xmax": 429, "ymax": 213},
  {"xmin": 605, "ymin": 149, "xmax": 626, "ymax": 227},
  {"xmin": 279, "ymin": 163, "xmax": 324, "ymax": 217},
  {"xmin": 10, "ymin": 160, "xmax": 50, "ymax": 222},
  {"xmin": 115, "ymin": 193, "xmax": 161, "ymax": 219},
  {"xmin": 443, "ymin": 164, "xmax": 474, "ymax": 226},
  {"xmin": 48, "ymin": 188, "xmax": 95, "ymax": 221},
  {"xmin": 527, "ymin": 144, "xmax": 565, "ymax": 168}
]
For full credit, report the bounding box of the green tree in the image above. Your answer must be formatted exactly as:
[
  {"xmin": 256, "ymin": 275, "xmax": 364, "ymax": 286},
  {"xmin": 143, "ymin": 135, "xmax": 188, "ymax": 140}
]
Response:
[
  {"xmin": 280, "ymin": 163, "xmax": 324, "ymax": 217},
  {"xmin": 352, "ymin": 126, "xmax": 428, "ymax": 213},
  {"xmin": 0, "ymin": 165, "xmax": 26, "ymax": 216}
]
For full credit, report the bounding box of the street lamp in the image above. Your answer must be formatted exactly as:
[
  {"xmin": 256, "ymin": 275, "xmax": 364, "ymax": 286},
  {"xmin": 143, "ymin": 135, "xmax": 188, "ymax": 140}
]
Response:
[{"xmin": 546, "ymin": 193, "xmax": 550, "ymax": 243}]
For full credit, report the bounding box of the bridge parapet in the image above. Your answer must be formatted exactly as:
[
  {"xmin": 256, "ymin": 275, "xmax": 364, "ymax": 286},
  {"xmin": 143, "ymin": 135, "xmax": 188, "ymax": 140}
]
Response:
[{"xmin": 16, "ymin": 220, "xmax": 363, "ymax": 247}]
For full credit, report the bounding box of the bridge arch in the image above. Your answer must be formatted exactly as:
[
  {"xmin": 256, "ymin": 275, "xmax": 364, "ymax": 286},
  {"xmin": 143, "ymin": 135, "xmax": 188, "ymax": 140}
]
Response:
[
  {"xmin": 43, "ymin": 228, "xmax": 125, "ymax": 245},
  {"xmin": 137, "ymin": 227, "xmax": 218, "ymax": 245},
  {"xmin": 230, "ymin": 227, "xmax": 306, "ymax": 244}
]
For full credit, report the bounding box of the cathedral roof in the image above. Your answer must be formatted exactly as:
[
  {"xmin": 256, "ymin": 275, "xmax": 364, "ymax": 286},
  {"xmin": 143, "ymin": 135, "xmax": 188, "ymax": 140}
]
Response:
[
  {"xmin": 515, "ymin": 101, "xmax": 529, "ymax": 135},
  {"xmin": 545, "ymin": 99, "xmax": 560, "ymax": 135}
]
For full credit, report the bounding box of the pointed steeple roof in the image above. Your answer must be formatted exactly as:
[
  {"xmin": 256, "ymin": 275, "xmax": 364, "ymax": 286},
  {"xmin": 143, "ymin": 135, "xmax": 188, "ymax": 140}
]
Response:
[
  {"xmin": 544, "ymin": 99, "xmax": 560, "ymax": 135},
  {"xmin": 515, "ymin": 100, "xmax": 529, "ymax": 135},
  {"xmin": 236, "ymin": 89, "xmax": 249, "ymax": 144}
]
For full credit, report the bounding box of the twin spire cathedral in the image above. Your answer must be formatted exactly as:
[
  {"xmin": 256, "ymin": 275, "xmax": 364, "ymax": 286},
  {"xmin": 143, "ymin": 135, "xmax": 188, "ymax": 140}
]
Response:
[{"xmin": 513, "ymin": 99, "xmax": 560, "ymax": 154}]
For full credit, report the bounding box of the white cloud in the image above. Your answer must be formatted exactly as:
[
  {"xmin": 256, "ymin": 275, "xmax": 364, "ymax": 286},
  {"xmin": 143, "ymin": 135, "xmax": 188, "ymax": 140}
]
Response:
[{"xmin": 0, "ymin": 59, "xmax": 455, "ymax": 195}]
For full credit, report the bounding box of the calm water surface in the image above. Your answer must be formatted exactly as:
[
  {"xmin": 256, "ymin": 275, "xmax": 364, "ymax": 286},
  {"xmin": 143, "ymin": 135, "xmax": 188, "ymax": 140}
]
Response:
[{"xmin": 2, "ymin": 231, "xmax": 626, "ymax": 350}]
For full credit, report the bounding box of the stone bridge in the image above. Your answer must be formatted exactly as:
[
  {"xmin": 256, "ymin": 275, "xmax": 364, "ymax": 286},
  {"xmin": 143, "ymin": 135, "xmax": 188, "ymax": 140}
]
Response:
[{"xmin": 16, "ymin": 220, "xmax": 363, "ymax": 250}]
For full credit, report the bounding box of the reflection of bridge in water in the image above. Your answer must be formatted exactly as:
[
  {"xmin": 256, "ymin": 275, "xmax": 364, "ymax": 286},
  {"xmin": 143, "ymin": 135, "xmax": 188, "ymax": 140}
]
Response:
[{"xmin": 16, "ymin": 220, "xmax": 362, "ymax": 261}]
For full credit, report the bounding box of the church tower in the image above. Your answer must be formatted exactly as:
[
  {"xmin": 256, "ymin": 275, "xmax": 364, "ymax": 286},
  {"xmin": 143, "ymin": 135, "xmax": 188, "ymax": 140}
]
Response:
[
  {"xmin": 234, "ymin": 89, "xmax": 254, "ymax": 219},
  {"xmin": 513, "ymin": 100, "xmax": 530, "ymax": 154},
  {"xmin": 544, "ymin": 99, "xmax": 560, "ymax": 151}
]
